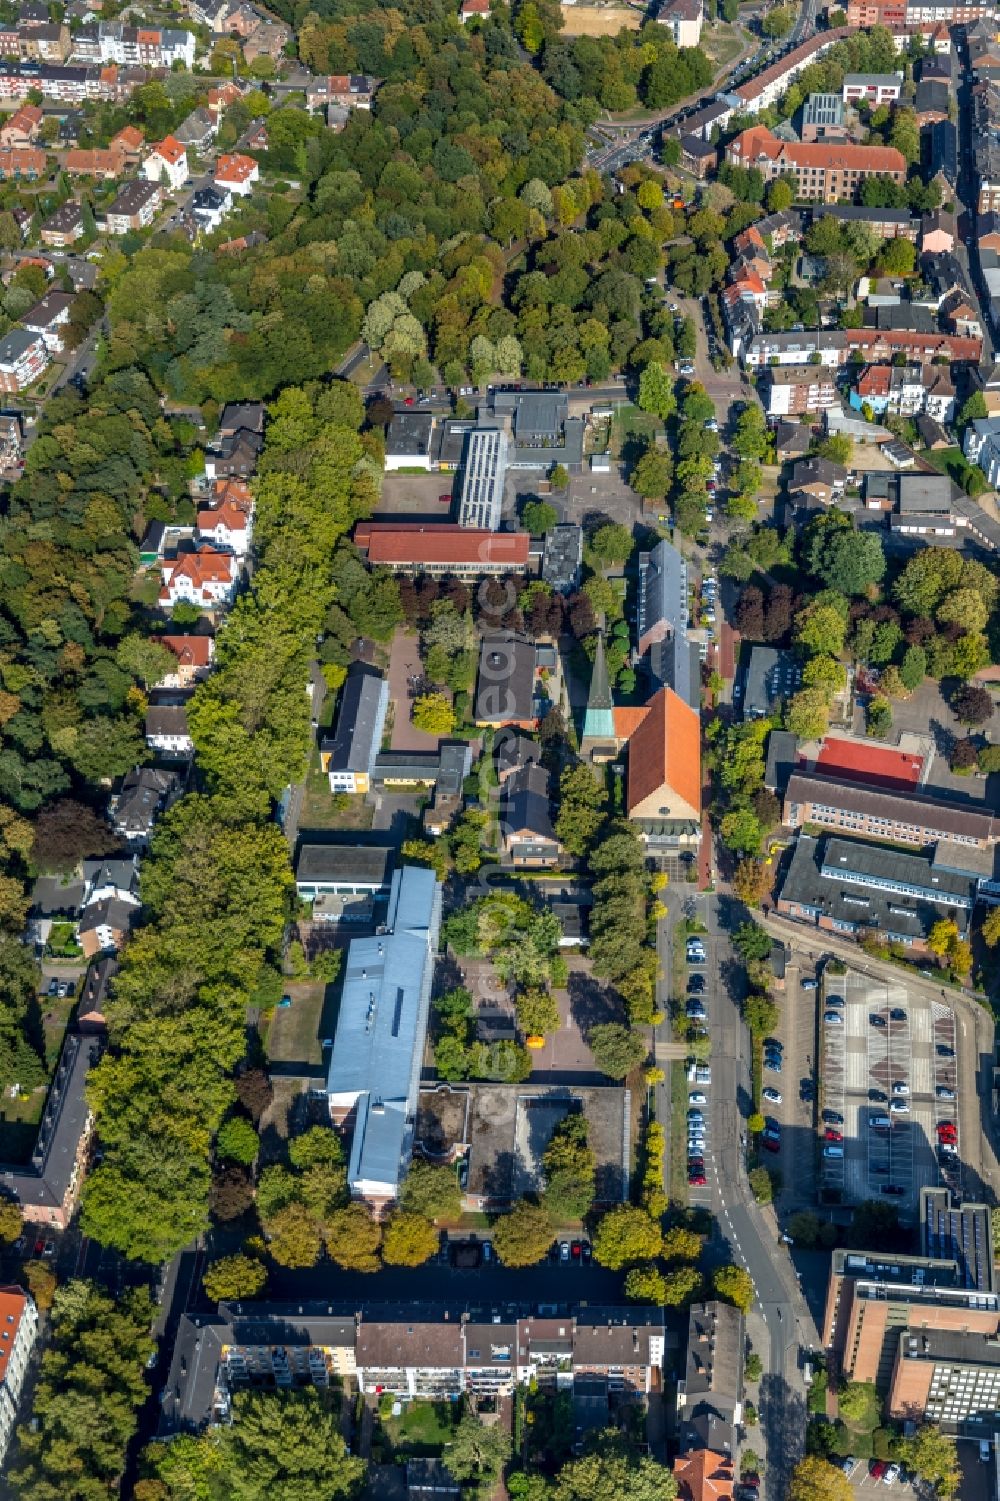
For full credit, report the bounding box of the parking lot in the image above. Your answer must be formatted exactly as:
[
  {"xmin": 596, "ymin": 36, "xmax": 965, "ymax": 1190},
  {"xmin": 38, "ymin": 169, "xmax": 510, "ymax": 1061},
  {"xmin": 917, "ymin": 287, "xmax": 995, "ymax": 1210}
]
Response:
[
  {"xmin": 819, "ymin": 969, "xmax": 960, "ymax": 1219},
  {"xmin": 843, "ymin": 1457, "xmax": 918, "ymax": 1496}
]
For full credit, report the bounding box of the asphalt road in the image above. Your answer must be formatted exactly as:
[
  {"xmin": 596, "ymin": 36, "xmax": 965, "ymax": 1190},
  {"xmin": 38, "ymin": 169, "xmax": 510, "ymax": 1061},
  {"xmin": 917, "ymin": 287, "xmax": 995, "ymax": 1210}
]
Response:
[
  {"xmin": 956, "ymin": 31, "xmax": 996, "ymax": 363},
  {"xmin": 665, "ymin": 881, "xmax": 814, "ymax": 1501}
]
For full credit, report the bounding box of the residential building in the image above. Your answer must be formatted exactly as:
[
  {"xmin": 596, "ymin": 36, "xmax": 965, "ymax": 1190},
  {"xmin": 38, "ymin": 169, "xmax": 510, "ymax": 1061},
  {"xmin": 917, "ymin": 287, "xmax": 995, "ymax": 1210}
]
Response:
[
  {"xmin": 474, "ymin": 632, "xmax": 540, "ymax": 730},
  {"xmin": 761, "ymin": 364, "xmax": 838, "ymax": 416},
  {"xmin": 495, "ymin": 732, "xmax": 541, "ymax": 786},
  {"xmin": 352, "ymin": 522, "xmax": 531, "ymax": 577},
  {"xmin": 319, "ymin": 666, "xmax": 389, "ymax": 794},
  {"xmin": 22, "ymin": 289, "xmax": 73, "ymax": 353},
  {"xmin": 915, "ymin": 77, "xmax": 949, "ymax": 123},
  {"xmin": 456, "ymin": 426, "xmax": 508, "ymax": 530},
  {"xmin": 0, "ymin": 1030, "xmax": 102, "ymax": 1227},
  {"xmin": 63, "ymin": 144, "xmax": 126, "ymax": 177},
  {"xmin": 726, "ymin": 127, "xmax": 906, "ymax": 202},
  {"xmin": 676, "ymin": 1301, "xmax": 744, "ymax": 1456},
  {"xmin": 77, "ymin": 955, "xmax": 116, "ymax": 1030},
  {"xmin": 158, "ymin": 548, "xmax": 239, "ymax": 609},
  {"xmin": 156, "ymin": 634, "xmax": 215, "ymax": 688},
  {"xmin": 775, "ymin": 833, "xmax": 976, "ymax": 950},
  {"xmin": 0, "ymin": 1288, "xmax": 36, "ymax": 1468},
  {"xmin": 144, "ymin": 134, "xmax": 187, "ymax": 192},
  {"xmin": 24, "ymin": 22, "xmax": 70, "ymax": 61},
  {"xmin": 500, "ymin": 761, "xmax": 560, "ymax": 866},
  {"xmin": 789, "ymin": 456, "xmax": 847, "ymax": 503},
  {"xmin": 39, "ymin": 199, "xmax": 84, "ymax": 246},
  {"xmin": 773, "ymin": 420, "xmax": 813, "ymax": 461},
  {"xmin": 110, "ymin": 122, "xmax": 143, "ymax": 158},
  {"xmin": 626, "ymin": 685, "xmax": 701, "ymax": 847},
  {"xmin": 0, "ymin": 410, "xmax": 22, "ymax": 467},
  {"xmin": 921, "ymin": 366, "xmax": 956, "ymax": 422},
  {"xmin": 541, "ymin": 523, "xmax": 582, "ymax": 594},
  {"xmin": 241, "ymin": 22, "xmax": 289, "ymax": 63},
  {"xmin": 0, "ymin": 327, "xmax": 46, "ymax": 391},
  {"xmin": 0, "ymin": 101, "xmax": 40, "ymax": 145},
  {"xmin": 724, "ymin": 26, "xmax": 851, "ymax": 114},
  {"xmin": 783, "ymin": 772, "xmax": 996, "ymax": 847},
  {"xmin": 326, "ymin": 865, "xmax": 442, "ymax": 1208},
  {"xmin": 656, "ymin": 0, "xmax": 703, "ymax": 46},
  {"xmin": 108, "ymin": 765, "xmax": 180, "ymax": 846},
  {"xmin": 304, "ymin": 73, "xmax": 376, "ymax": 111},
  {"xmin": 78, "ymin": 896, "xmax": 135, "ymax": 956},
  {"xmin": 461, "ymin": 0, "xmax": 490, "ymax": 18},
  {"xmin": 814, "ymin": 203, "xmax": 918, "ymax": 240},
  {"xmin": 189, "ymin": 185, "xmax": 231, "ymax": 233},
  {"xmin": 145, "ymin": 703, "xmax": 194, "ymax": 757},
  {"xmin": 741, "ymin": 646, "xmax": 802, "ymax": 719},
  {"xmin": 842, "ymin": 72, "xmax": 903, "ymax": 104},
  {"xmin": 214, "ymin": 151, "xmax": 257, "ymax": 196},
  {"xmin": 673, "ymin": 1450, "xmax": 735, "ymax": 1501},
  {"xmin": 196, "ymin": 483, "xmax": 252, "ymax": 553},
  {"xmin": 96, "ymin": 23, "xmax": 195, "ymax": 68},
  {"xmin": 105, "ymin": 177, "xmax": 161, "ymax": 233},
  {"xmin": 174, "ymin": 107, "xmax": 216, "ymax": 152}
]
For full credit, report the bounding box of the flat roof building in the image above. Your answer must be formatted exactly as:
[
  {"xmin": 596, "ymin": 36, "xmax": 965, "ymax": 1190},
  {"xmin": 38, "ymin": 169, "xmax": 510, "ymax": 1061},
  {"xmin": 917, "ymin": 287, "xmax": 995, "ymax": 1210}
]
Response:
[
  {"xmin": 542, "ymin": 523, "xmax": 583, "ymax": 595},
  {"xmin": 326, "ymin": 866, "xmax": 442, "ymax": 1207},
  {"xmin": 352, "ymin": 522, "xmax": 531, "ymax": 578},
  {"xmin": 784, "ymin": 772, "xmax": 997, "ymax": 848},
  {"xmin": 742, "ymin": 646, "xmax": 802, "ymax": 720},
  {"xmin": 456, "ymin": 427, "xmax": 507, "ymax": 530},
  {"xmin": 295, "ymin": 845, "xmax": 394, "ymax": 899}
]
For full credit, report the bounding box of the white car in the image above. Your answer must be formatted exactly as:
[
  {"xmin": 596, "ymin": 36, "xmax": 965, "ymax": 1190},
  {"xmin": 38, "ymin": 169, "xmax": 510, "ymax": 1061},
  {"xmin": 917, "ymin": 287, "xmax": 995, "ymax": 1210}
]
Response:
[
  {"xmin": 883, "ymin": 1464, "xmax": 900, "ymax": 1486},
  {"xmin": 762, "ymin": 1087, "xmax": 782, "ymax": 1105},
  {"xmin": 892, "ymin": 1082, "xmax": 910, "ymax": 1096},
  {"xmin": 689, "ymin": 1092, "xmax": 707, "ymax": 1105},
  {"xmin": 889, "ymin": 1100, "xmax": 910, "ymax": 1114}
]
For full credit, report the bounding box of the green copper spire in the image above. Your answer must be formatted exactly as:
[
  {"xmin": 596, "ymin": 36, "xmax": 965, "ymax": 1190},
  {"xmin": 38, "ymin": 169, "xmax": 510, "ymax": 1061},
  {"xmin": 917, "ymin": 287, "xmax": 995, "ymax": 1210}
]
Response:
[{"xmin": 581, "ymin": 630, "xmax": 616, "ymax": 744}]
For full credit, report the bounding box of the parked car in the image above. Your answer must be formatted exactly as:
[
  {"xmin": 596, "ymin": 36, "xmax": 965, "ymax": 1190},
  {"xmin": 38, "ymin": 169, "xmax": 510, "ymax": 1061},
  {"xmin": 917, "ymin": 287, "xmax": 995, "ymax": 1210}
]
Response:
[
  {"xmin": 870, "ymin": 1013, "xmax": 887, "ymax": 1028},
  {"xmin": 824, "ymin": 1128, "xmax": 843, "ymax": 1142},
  {"xmin": 823, "ymin": 1110, "xmax": 843, "ymax": 1125},
  {"xmin": 801, "ymin": 978, "xmax": 818, "ymax": 990},
  {"xmin": 762, "ymin": 1088, "xmax": 782, "ymax": 1104},
  {"xmin": 826, "ymin": 994, "xmax": 844, "ymax": 1007},
  {"xmin": 890, "ymin": 1008, "xmax": 907, "ymax": 1022},
  {"xmin": 689, "ymin": 1092, "xmax": 707, "ymax": 1105},
  {"xmin": 889, "ymin": 1100, "xmax": 910, "ymax": 1114},
  {"xmin": 936, "ymin": 1085, "xmax": 956, "ymax": 1099},
  {"xmin": 823, "ymin": 1143, "xmax": 844, "ymax": 1159},
  {"xmin": 891, "ymin": 1082, "xmax": 909, "ymax": 1096},
  {"xmin": 559, "ymin": 1242, "xmax": 570, "ymax": 1262},
  {"xmin": 824, "ymin": 1011, "xmax": 844, "ymax": 1025},
  {"xmin": 870, "ymin": 1461, "xmax": 886, "ymax": 1481},
  {"xmin": 688, "ymin": 974, "xmax": 706, "ymax": 992},
  {"xmin": 883, "ymin": 1463, "xmax": 900, "ymax": 1485}
]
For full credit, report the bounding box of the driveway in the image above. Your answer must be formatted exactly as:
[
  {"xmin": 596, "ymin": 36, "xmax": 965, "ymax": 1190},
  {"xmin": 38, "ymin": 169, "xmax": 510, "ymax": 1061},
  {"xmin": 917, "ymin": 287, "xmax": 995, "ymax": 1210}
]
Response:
[{"xmin": 386, "ymin": 631, "xmax": 445, "ymax": 752}]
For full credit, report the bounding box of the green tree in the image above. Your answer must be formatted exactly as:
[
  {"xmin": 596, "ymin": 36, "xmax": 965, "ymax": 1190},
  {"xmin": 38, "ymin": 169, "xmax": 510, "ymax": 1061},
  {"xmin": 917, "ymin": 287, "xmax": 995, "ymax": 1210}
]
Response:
[
  {"xmin": 838, "ymin": 1381, "xmax": 881, "ymax": 1426},
  {"xmin": 552, "ymin": 1433, "xmax": 679, "ymax": 1500},
  {"xmin": 550, "ymin": 464, "xmax": 570, "ymax": 490},
  {"xmin": 516, "ymin": 986, "xmax": 560, "ymax": 1037},
  {"xmin": 203, "ymin": 1253, "xmax": 268, "ymax": 1303},
  {"xmin": 587, "ymin": 1022, "xmax": 646, "ymax": 1079},
  {"xmin": 400, "ymin": 1161, "xmax": 462, "ymax": 1221},
  {"xmin": 787, "ymin": 686, "xmax": 832, "ymax": 741},
  {"xmin": 637, "ymin": 361, "xmax": 676, "ymax": 422},
  {"xmin": 444, "ymin": 1413, "xmax": 512, "ymax": 1494},
  {"xmin": 589, "ymin": 522, "xmax": 634, "ymax": 566},
  {"xmin": 543, "ymin": 1112, "xmax": 596, "ymax": 1221},
  {"xmin": 592, "ymin": 1205, "xmax": 662, "ymax": 1269},
  {"xmin": 522, "ymin": 500, "xmax": 558, "ymax": 534},
  {"xmin": 632, "ymin": 445, "xmax": 673, "ymax": 499},
  {"xmin": 381, "ymin": 1211, "xmax": 438, "ymax": 1267},
  {"xmin": 555, "ymin": 762, "xmax": 607, "ymax": 855},
  {"xmin": 767, "ymin": 177, "xmax": 794, "ymax": 212},
  {"xmin": 788, "ymin": 1456, "xmax": 853, "ymax": 1501},
  {"xmin": 896, "ymin": 1424, "xmax": 960, "ymax": 1498},
  {"xmin": 663, "ymin": 1264, "xmax": 703, "ymax": 1305},
  {"xmin": 732, "ymin": 403, "xmax": 770, "ymax": 461},
  {"xmin": 324, "ymin": 1203, "xmax": 381, "ymax": 1272},
  {"xmin": 215, "ymin": 1116, "xmax": 259, "ymax": 1166},
  {"xmin": 492, "ymin": 1199, "xmax": 552, "ymax": 1266},
  {"xmin": 0, "ymin": 1197, "xmax": 20, "ymax": 1243},
  {"xmin": 412, "ymin": 693, "xmax": 455, "ymax": 735},
  {"xmin": 713, "ymin": 1263, "xmax": 754, "ymax": 1313},
  {"xmin": 267, "ymin": 1202, "xmax": 323, "ymax": 1269},
  {"xmin": 625, "ymin": 1264, "xmax": 666, "ymax": 1303},
  {"xmin": 221, "ymin": 1388, "xmax": 366, "ymax": 1499}
]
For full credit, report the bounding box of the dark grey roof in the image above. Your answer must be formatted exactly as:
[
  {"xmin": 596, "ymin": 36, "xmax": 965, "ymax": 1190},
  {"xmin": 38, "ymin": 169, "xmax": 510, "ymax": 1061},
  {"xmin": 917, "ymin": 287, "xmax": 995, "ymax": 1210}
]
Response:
[
  {"xmin": 0, "ymin": 1031, "xmax": 102, "ymax": 1212},
  {"xmin": 773, "ymin": 420, "xmax": 812, "ymax": 457},
  {"xmin": 637, "ymin": 538, "xmax": 687, "ymax": 647},
  {"xmin": 814, "ymin": 204, "xmax": 915, "ymax": 228},
  {"xmin": 77, "ymin": 955, "xmax": 117, "ymax": 1022},
  {"xmin": 896, "ymin": 472, "xmax": 960, "ymax": 513},
  {"xmin": 786, "ymin": 771, "xmax": 996, "ymax": 842},
  {"xmin": 78, "ymin": 896, "xmax": 136, "ymax": 940},
  {"xmin": 219, "ymin": 401, "xmax": 265, "ymax": 435},
  {"xmin": 496, "ymin": 733, "xmax": 539, "ymax": 779},
  {"xmin": 320, "ymin": 667, "xmax": 387, "ymax": 776},
  {"xmin": 764, "ymin": 729, "xmax": 799, "ymax": 794},
  {"xmin": 386, "ymin": 410, "xmax": 433, "ymax": 458},
  {"xmin": 475, "ymin": 632, "xmax": 536, "ymax": 723},
  {"xmin": 30, "ymin": 875, "xmax": 84, "ymax": 918},
  {"xmin": 865, "ymin": 303, "xmax": 938, "ymax": 334},
  {"xmin": 916, "ymin": 79, "xmax": 949, "ymax": 115},
  {"xmin": 107, "ymin": 178, "xmax": 160, "ymax": 218},
  {"xmin": 743, "ymin": 646, "xmax": 801, "ymax": 719},
  {"xmin": 145, "ymin": 704, "xmax": 190, "ymax": 737},
  {"xmin": 542, "ymin": 524, "xmax": 583, "ymax": 593},
  {"xmin": 503, "ymin": 761, "xmax": 554, "ymax": 842},
  {"xmin": 437, "ymin": 743, "xmax": 472, "ymax": 794},
  {"xmin": 650, "ymin": 631, "xmax": 700, "ymax": 713},
  {"xmin": 789, "ymin": 456, "xmax": 847, "ymax": 489},
  {"xmin": 295, "ymin": 844, "xmax": 393, "ymax": 889},
  {"xmin": 0, "ymin": 327, "xmax": 42, "ymax": 364},
  {"xmin": 110, "ymin": 765, "xmax": 178, "ymax": 836},
  {"xmin": 922, "ymin": 1186, "xmax": 994, "ymax": 1295}
]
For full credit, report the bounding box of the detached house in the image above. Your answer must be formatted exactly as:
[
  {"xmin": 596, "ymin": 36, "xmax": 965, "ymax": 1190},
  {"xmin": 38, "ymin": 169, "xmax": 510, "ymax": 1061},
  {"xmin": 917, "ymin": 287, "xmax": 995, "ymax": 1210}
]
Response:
[
  {"xmin": 105, "ymin": 177, "xmax": 161, "ymax": 233},
  {"xmin": 108, "ymin": 764, "xmax": 180, "ymax": 845},
  {"xmin": 143, "ymin": 133, "xmax": 187, "ymax": 192},
  {"xmin": 214, "ymin": 151, "xmax": 257, "ymax": 196},
  {"xmin": 196, "ymin": 484, "xmax": 253, "ymax": 554},
  {"xmin": 156, "ymin": 634, "xmax": 215, "ymax": 688},
  {"xmin": 500, "ymin": 762, "xmax": 561, "ymax": 867},
  {"xmin": 145, "ymin": 702, "xmax": 194, "ymax": 757},
  {"xmin": 0, "ymin": 102, "xmax": 41, "ymax": 146},
  {"xmin": 40, "ymin": 199, "xmax": 84, "ymax": 247},
  {"xmin": 23, "ymin": 290, "xmax": 74, "ymax": 353},
  {"xmin": 158, "ymin": 547, "xmax": 239, "ymax": 609}
]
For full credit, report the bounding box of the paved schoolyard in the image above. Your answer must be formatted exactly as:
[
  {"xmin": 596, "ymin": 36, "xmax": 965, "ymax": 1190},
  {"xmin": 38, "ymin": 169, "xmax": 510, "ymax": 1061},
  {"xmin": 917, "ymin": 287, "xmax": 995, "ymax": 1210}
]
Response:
[
  {"xmin": 386, "ymin": 630, "xmax": 446, "ymax": 752},
  {"xmin": 854, "ymin": 679, "xmax": 1000, "ymax": 805}
]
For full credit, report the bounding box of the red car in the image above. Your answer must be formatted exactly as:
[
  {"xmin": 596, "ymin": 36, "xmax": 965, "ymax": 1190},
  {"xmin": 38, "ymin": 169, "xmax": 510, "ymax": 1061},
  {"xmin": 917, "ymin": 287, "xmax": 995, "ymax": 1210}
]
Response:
[
  {"xmin": 763, "ymin": 1136, "xmax": 780, "ymax": 1153},
  {"xmin": 438, "ymin": 493, "xmax": 451, "ymax": 504},
  {"xmin": 404, "ymin": 396, "xmax": 414, "ymax": 406},
  {"xmin": 824, "ymin": 1128, "xmax": 843, "ymax": 1142},
  {"xmin": 937, "ymin": 1121, "xmax": 957, "ymax": 1135},
  {"xmin": 870, "ymin": 1461, "xmax": 886, "ymax": 1480},
  {"xmin": 689, "ymin": 1173, "xmax": 706, "ymax": 1186},
  {"xmin": 571, "ymin": 1240, "xmax": 582, "ymax": 1259}
]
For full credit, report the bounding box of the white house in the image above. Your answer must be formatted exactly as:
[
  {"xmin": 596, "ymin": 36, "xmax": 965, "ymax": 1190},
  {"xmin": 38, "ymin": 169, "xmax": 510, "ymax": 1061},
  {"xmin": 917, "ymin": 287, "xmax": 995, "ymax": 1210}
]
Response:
[
  {"xmin": 213, "ymin": 151, "xmax": 258, "ymax": 196},
  {"xmin": 158, "ymin": 547, "xmax": 239, "ymax": 609},
  {"xmin": 196, "ymin": 493, "xmax": 253, "ymax": 555},
  {"xmin": 143, "ymin": 134, "xmax": 188, "ymax": 193},
  {"xmin": 0, "ymin": 1291, "xmax": 37, "ymax": 1468}
]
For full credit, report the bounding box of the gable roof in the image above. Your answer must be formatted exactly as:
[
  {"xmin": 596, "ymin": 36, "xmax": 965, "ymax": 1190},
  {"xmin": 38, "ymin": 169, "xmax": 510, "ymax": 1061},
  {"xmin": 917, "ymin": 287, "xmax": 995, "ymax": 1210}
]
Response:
[
  {"xmin": 673, "ymin": 1449, "xmax": 735, "ymax": 1501},
  {"xmin": 150, "ymin": 133, "xmax": 185, "ymax": 164},
  {"xmin": 626, "ymin": 685, "xmax": 701, "ymax": 822}
]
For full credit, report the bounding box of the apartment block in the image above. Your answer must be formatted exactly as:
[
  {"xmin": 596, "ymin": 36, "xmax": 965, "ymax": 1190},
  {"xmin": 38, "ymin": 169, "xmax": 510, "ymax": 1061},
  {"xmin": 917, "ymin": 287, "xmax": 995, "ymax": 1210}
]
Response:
[
  {"xmin": 0, "ymin": 327, "xmax": 46, "ymax": 391},
  {"xmin": 725, "ymin": 26, "xmax": 851, "ymax": 113},
  {"xmin": 761, "ymin": 364, "xmax": 838, "ymax": 416},
  {"xmin": 726, "ymin": 127, "xmax": 906, "ymax": 203},
  {"xmin": 0, "ymin": 1289, "xmax": 37, "ymax": 1466},
  {"xmin": 842, "ymin": 72, "xmax": 903, "ymax": 104}
]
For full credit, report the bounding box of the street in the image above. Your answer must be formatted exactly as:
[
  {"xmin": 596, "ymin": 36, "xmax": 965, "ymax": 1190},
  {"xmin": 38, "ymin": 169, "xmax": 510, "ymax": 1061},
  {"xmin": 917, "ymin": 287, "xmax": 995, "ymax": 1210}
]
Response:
[{"xmin": 661, "ymin": 877, "xmax": 817, "ymax": 1501}]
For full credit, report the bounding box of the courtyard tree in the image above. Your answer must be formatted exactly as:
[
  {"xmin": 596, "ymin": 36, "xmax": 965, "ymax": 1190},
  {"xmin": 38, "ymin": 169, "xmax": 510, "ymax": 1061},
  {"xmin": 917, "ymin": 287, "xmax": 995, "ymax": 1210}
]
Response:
[
  {"xmin": 492, "ymin": 1199, "xmax": 552, "ymax": 1266},
  {"xmin": 412, "ymin": 693, "xmax": 455, "ymax": 736},
  {"xmin": 625, "ymin": 1264, "xmax": 666, "ymax": 1303},
  {"xmin": 444, "ymin": 1413, "xmax": 512, "ymax": 1493},
  {"xmin": 592, "ymin": 1205, "xmax": 662, "ymax": 1269},
  {"xmin": 400, "ymin": 1161, "xmax": 462, "ymax": 1221},
  {"xmin": 324, "ymin": 1203, "xmax": 382, "ymax": 1272},
  {"xmin": 215, "ymin": 1115, "xmax": 259, "ymax": 1166},
  {"xmin": 662, "ymin": 1265, "xmax": 703, "ymax": 1304},
  {"xmin": 515, "ymin": 986, "xmax": 560, "ymax": 1038},
  {"xmin": 542, "ymin": 1112, "xmax": 596, "ymax": 1222},
  {"xmin": 203, "ymin": 1253, "xmax": 267, "ymax": 1303},
  {"xmin": 587, "ymin": 1022, "xmax": 646, "ymax": 1080}
]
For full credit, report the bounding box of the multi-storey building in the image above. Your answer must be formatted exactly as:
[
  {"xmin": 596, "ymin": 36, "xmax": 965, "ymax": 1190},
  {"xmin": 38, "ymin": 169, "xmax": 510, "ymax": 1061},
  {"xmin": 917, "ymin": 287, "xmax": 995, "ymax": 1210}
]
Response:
[
  {"xmin": 724, "ymin": 26, "xmax": 851, "ymax": 113},
  {"xmin": 0, "ymin": 1289, "xmax": 37, "ymax": 1466},
  {"xmin": 0, "ymin": 327, "xmax": 46, "ymax": 391},
  {"xmin": 456, "ymin": 427, "xmax": 508, "ymax": 530},
  {"xmin": 761, "ymin": 364, "xmax": 838, "ymax": 416},
  {"xmin": 157, "ymin": 547, "xmax": 239, "ymax": 609},
  {"xmin": 842, "ymin": 72, "xmax": 903, "ymax": 104},
  {"xmin": 352, "ymin": 521, "xmax": 530, "ymax": 578},
  {"xmin": 726, "ymin": 127, "xmax": 906, "ymax": 202},
  {"xmin": 104, "ymin": 177, "xmax": 161, "ymax": 233}
]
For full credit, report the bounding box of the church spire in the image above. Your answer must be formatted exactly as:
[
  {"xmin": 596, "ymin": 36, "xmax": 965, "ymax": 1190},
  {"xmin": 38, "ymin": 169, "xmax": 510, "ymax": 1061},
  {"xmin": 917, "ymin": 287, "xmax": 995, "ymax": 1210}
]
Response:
[{"xmin": 581, "ymin": 630, "xmax": 616, "ymax": 746}]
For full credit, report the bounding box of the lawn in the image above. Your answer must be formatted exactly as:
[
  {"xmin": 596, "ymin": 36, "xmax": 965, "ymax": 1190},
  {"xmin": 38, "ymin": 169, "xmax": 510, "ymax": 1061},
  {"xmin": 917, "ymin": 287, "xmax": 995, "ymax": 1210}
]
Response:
[
  {"xmin": 921, "ymin": 446, "xmax": 985, "ymax": 493},
  {"xmin": 378, "ymin": 1398, "xmax": 462, "ymax": 1460},
  {"xmin": 265, "ymin": 979, "xmax": 328, "ymax": 1070},
  {"xmin": 298, "ymin": 747, "xmax": 374, "ymax": 833},
  {"xmin": 611, "ymin": 405, "xmax": 661, "ymax": 460},
  {"xmin": 701, "ymin": 21, "xmax": 750, "ymax": 71}
]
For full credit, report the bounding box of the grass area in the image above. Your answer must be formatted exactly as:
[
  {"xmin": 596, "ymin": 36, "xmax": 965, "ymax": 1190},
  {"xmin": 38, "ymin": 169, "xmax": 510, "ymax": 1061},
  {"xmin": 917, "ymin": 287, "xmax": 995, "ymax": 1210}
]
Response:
[
  {"xmin": 377, "ymin": 1398, "xmax": 462, "ymax": 1460},
  {"xmin": 131, "ymin": 570, "xmax": 161, "ymax": 607},
  {"xmin": 298, "ymin": 747, "xmax": 374, "ymax": 833},
  {"xmin": 921, "ymin": 445, "xmax": 984, "ymax": 492},
  {"xmin": 668, "ymin": 1058, "xmax": 689, "ymax": 1204},
  {"xmin": 610, "ymin": 404, "xmax": 660, "ymax": 460},
  {"xmin": 701, "ymin": 20, "xmax": 749, "ymax": 70},
  {"xmin": 0, "ymin": 992, "xmax": 76, "ymax": 1164},
  {"xmin": 265, "ymin": 979, "xmax": 327, "ymax": 1069}
]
